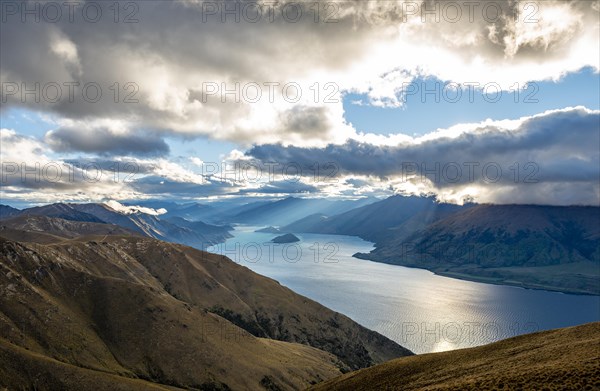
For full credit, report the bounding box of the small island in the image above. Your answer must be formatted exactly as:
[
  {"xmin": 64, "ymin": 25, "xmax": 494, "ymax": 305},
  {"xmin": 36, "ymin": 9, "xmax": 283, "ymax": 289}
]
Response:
[
  {"xmin": 271, "ymin": 233, "xmax": 300, "ymax": 243},
  {"xmin": 255, "ymin": 226, "xmax": 281, "ymax": 234}
]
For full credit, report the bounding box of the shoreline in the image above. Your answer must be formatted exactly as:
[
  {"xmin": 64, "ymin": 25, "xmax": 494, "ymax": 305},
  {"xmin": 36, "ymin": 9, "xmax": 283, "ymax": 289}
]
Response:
[
  {"xmin": 434, "ymin": 270, "xmax": 599, "ymax": 296},
  {"xmin": 353, "ymin": 252, "xmax": 600, "ymax": 297}
]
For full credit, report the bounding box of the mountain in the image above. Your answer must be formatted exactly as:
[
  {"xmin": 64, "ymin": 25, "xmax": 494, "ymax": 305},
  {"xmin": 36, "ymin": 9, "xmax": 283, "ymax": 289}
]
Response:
[
  {"xmin": 364, "ymin": 204, "xmax": 600, "ymax": 294},
  {"xmin": 283, "ymin": 213, "xmax": 328, "ymax": 233},
  {"xmin": 0, "ymin": 205, "xmax": 21, "ymax": 220},
  {"xmin": 232, "ymin": 197, "xmax": 376, "ymax": 226},
  {"xmin": 18, "ymin": 203, "xmax": 106, "ymax": 223},
  {"xmin": 0, "ymin": 215, "xmax": 139, "ymax": 242},
  {"xmin": 311, "ymin": 322, "xmax": 600, "ymax": 390},
  {"xmin": 141, "ymin": 201, "xmax": 222, "ymax": 223},
  {"xmin": 283, "ymin": 195, "xmax": 466, "ymax": 242},
  {"xmin": 142, "ymin": 200, "xmax": 274, "ymax": 224},
  {"xmin": 213, "ymin": 199, "xmax": 278, "ymax": 223},
  {"xmin": 0, "ymin": 219, "xmax": 412, "ymax": 390},
  {"xmin": 117, "ymin": 197, "xmax": 376, "ymax": 227},
  {"xmin": 5, "ymin": 203, "xmax": 232, "ymax": 250},
  {"xmin": 282, "ymin": 196, "xmax": 600, "ymax": 294}
]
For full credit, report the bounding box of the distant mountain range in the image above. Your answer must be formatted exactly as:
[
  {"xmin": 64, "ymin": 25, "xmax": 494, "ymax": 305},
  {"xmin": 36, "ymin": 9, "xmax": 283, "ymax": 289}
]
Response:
[
  {"xmin": 0, "ymin": 205, "xmax": 27, "ymax": 220},
  {"xmin": 281, "ymin": 196, "xmax": 600, "ymax": 295},
  {"xmin": 0, "ymin": 203, "xmax": 232, "ymax": 249},
  {"xmin": 3, "ymin": 195, "xmax": 599, "ymax": 294},
  {"xmin": 1, "ymin": 196, "xmax": 598, "ymax": 389},
  {"xmin": 255, "ymin": 226, "xmax": 282, "ymax": 234},
  {"xmin": 282, "ymin": 195, "xmax": 466, "ymax": 242},
  {"xmin": 133, "ymin": 197, "xmax": 375, "ymax": 226},
  {"xmin": 226, "ymin": 197, "xmax": 376, "ymax": 226},
  {"xmin": 0, "ymin": 217, "xmax": 411, "ymax": 390}
]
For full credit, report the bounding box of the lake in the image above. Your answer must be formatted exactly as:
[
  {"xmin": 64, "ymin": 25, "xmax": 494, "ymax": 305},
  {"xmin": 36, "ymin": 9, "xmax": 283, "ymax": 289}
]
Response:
[{"xmin": 208, "ymin": 226, "xmax": 600, "ymax": 354}]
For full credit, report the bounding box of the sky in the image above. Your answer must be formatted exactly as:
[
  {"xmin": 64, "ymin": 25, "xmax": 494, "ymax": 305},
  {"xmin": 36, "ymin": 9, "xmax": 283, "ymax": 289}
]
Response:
[{"xmin": 1, "ymin": 0, "xmax": 599, "ymax": 207}]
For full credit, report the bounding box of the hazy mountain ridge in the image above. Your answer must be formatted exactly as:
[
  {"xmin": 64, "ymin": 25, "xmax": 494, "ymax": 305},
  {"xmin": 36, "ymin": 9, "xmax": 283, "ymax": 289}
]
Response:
[
  {"xmin": 0, "ymin": 203, "xmax": 232, "ymax": 250},
  {"xmin": 363, "ymin": 204, "xmax": 600, "ymax": 294},
  {"xmin": 282, "ymin": 197, "xmax": 600, "ymax": 294},
  {"xmin": 0, "ymin": 220, "xmax": 411, "ymax": 390},
  {"xmin": 117, "ymin": 198, "xmax": 376, "ymax": 226},
  {"xmin": 0, "ymin": 215, "xmax": 140, "ymax": 240},
  {"xmin": 229, "ymin": 197, "xmax": 376, "ymax": 226},
  {"xmin": 282, "ymin": 196, "xmax": 466, "ymax": 242},
  {"xmin": 255, "ymin": 226, "xmax": 282, "ymax": 234},
  {"xmin": 0, "ymin": 205, "xmax": 21, "ymax": 220}
]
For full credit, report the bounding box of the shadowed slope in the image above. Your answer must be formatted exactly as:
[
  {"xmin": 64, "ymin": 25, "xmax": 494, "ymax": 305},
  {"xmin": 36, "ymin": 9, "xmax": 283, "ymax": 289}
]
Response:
[{"xmin": 0, "ymin": 219, "xmax": 411, "ymax": 390}]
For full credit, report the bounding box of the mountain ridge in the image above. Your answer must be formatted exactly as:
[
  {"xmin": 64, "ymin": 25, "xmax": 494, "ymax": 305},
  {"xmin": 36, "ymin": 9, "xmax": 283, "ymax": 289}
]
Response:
[
  {"xmin": 363, "ymin": 203, "xmax": 600, "ymax": 294},
  {"xmin": 0, "ymin": 218, "xmax": 412, "ymax": 390},
  {"xmin": 311, "ymin": 322, "xmax": 600, "ymax": 391},
  {"xmin": 0, "ymin": 202, "xmax": 232, "ymax": 250},
  {"xmin": 281, "ymin": 197, "xmax": 600, "ymax": 294}
]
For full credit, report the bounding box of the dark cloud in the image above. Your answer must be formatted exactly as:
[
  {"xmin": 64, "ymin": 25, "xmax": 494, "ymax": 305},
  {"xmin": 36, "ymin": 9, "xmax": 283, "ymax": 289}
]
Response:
[
  {"xmin": 64, "ymin": 158, "xmax": 155, "ymax": 174},
  {"xmin": 45, "ymin": 127, "xmax": 169, "ymax": 156},
  {"xmin": 279, "ymin": 106, "xmax": 332, "ymax": 137},
  {"xmin": 129, "ymin": 176, "xmax": 236, "ymax": 197},
  {"xmin": 1, "ymin": 1, "xmax": 597, "ymax": 145},
  {"xmin": 1, "ymin": 1, "xmax": 598, "ymax": 203},
  {"xmin": 246, "ymin": 107, "xmax": 600, "ymax": 205}
]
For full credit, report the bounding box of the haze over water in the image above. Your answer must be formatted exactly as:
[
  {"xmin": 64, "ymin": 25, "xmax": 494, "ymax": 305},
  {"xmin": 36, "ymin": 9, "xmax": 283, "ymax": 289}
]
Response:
[{"xmin": 210, "ymin": 226, "xmax": 600, "ymax": 354}]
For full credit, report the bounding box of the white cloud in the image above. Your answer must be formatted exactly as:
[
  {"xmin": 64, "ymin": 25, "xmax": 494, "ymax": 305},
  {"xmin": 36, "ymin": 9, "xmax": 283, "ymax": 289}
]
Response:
[
  {"xmin": 1, "ymin": 1, "xmax": 598, "ymax": 205},
  {"xmin": 104, "ymin": 200, "xmax": 167, "ymax": 216},
  {"xmin": 246, "ymin": 107, "xmax": 600, "ymax": 205},
  {"xmin": 1, "ymin": 1, "xmax": 597, "ymax": 147},
  {"xmin": 49, "ymin": 28, "xmax": 82, "ymax": 76}
]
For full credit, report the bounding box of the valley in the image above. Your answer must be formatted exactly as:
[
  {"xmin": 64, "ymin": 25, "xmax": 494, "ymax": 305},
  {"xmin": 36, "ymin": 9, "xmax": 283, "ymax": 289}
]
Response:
[
  {"xmin": 279, "ymin": 197, "xmax": 600, "ymax": 295},
  {"xmin": 209, "ymin": 227, "xmax": 600, "ymax": 355},
  {"xmin": 1, "ymin": 196, "xmax": 598, "ymax": 389},
  {"xmin": 0, "ymin": 218, "xmax": 411, "ymax": 390},
  {"xmin": 3, "ymin": 1, "xmax": 598, "ymax": 389}
]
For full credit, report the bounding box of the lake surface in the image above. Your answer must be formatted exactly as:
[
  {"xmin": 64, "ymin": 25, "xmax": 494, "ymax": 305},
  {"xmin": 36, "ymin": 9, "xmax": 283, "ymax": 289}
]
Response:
[{"xmin": 208, "ymin": 227, "xmax": 600, "ymax": 354}]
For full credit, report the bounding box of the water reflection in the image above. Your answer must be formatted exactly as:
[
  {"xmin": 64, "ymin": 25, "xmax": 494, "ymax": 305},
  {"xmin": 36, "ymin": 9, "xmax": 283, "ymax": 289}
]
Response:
[{"xmin": 209, "ymin": 226, "xmax": 600, "ymax": 354}]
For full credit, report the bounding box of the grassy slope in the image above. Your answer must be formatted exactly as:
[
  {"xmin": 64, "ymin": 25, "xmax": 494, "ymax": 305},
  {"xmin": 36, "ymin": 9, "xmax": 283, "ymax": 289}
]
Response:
[
  {"xmin": 311, "ymin": 322, "xmax": 600, "ymax": 391},
  {"xmin": 0, "ymin": 339, "xmax": 179, "ymax": 391},
  {"xmin": 0, "ymin": 223, "xmax": 410, "ymax": 390},
  {"xmin": 367, "ymin": 204, "xmax": 600, "ymax": 295},
  {"xmin": 0, "ymin": 235, "xmax": 349, "ymax": 390}
]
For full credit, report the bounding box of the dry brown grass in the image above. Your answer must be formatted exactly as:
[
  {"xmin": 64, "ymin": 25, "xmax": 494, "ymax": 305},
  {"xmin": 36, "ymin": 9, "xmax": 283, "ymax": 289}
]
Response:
[
  {"xmin": 0, "ymin": 226, "xmax": 410, "ymax": 390},
  {"xmin": 310, "ymin": 322, "xmax": 600, "ymax": 391}
]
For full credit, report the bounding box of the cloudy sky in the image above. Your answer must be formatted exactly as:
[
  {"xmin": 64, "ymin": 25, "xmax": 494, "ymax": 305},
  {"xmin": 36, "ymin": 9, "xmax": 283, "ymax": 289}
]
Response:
[{"xmin": 1, "ymin": 0, "xmax": 599, "ymax": 206}]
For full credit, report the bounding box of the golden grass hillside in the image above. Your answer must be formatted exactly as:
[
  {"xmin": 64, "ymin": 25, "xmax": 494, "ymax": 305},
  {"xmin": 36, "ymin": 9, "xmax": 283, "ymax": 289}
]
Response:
[
  {"xmin": 311, "ymin": 322, "xmax": 600, "ymax": 390},
  {"xmin": 0, "ymin": 219, "xmax": 411, "ymax": 390}
]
